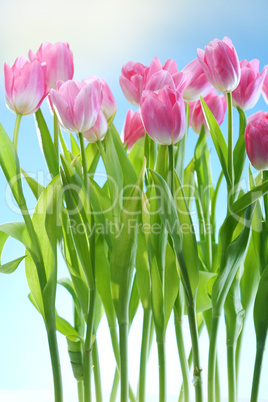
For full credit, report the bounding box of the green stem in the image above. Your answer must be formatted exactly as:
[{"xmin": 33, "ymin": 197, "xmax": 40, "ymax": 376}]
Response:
[
  {"xmin": 83, "ymin": 288, "xmax": 96, "ymax": 402},
  {"xmin": 119, "ymin": 322, "xmax": 129, "ymax": 402},
  {"xmin": 215, "ymin": 355, "xmax": 221, "ymax": 402},
  {"xmin": 227, "ymin": 345, "xmax": 236, "ymax": 402},
  {"xmin": 13, "ymin": 113, "xmax": 22, "ymax": 152},
  {"xmin": 168, "ymin": 144, "xmax": 174, "ymax": 197},
  {"xmin": 263, "ymin": 171, "xmax": 268, "ymax": 229},
  {"xmin": 250, "ymin": 342, "xmax": 266, "ymax": 402},
  {"xmin": 97, "ymin": 140, "xmax": 107, "ymax": 169},
  {"xmin": 78, "ymin": 381, "xmax": 84, "ymax": 402},
  {"xmin": 208, "ymin": 315, "xmax": 221, "ymax": 402},
  {"xmin": 54, "ymin": 111, "xmax": 59, "ymax": 165},
  {"xmin": 78, "ymin": 131, "xmax": 89, "ymax": 194},
  {"xmin": 187, "ymin": 303, "xmax": 203, "ymax": 402},
  {"xmin": 47, "ymin": 330, "xmax": 63, "ymax": 402},
  {"xmin": 110, "ymin": 369, "xmax": 120, "ymax": 402},
  {"xmin": 174, "ymin": 310, "xmax": 190, "ymax": 402},
  {"xmin": 227, "ymin": 92, "xmax": 234, "ymax": 193},
  {"xmin": 92, "ymin": 336, "xmax": 102, "ymax": 402},
  {"xmin": 157, "ymin": 339, "xmax": 166, "ymax": 402},
  {"xmin": 139, "ymin": 309, "xmax": 151, "ymax": 402}
]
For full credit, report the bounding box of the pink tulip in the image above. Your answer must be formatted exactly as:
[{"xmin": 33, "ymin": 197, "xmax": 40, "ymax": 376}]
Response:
[
  {"xmin": 232, "ymin": 60, "xmax": 266, "ymax": 110},
  {"xmin": 189, "ymin": 90, "xmax": 227, "ymax": 135},
  {"xmin": 262, "ymin": 65, "xmax": 268, "ymax": 105},
  {"xmin": 84, "ymin": 76, "xmax": 117, "ymax": 123},
  {"xmin": 181, "ymin": 58, "xmax": 213, "ymax": 102},
  {"xmin": 141, "ymin": 86, "xmax": 186, "ymax": 145},
  {"xmin": 122, "ymin": 109, "xmax": 145, "ymax": 149},
  {"xmin": 4, "ymin": 57, "xmax": 47, "ymax": 115},
  {"xmin": 83, "ymin": 110, "xmax": 108, "ymax": 143},
  {"xmin": 119, "ymin": 61, "xmax": 147, "ymax": 106},
  {"xmin": 29, "ymin": 42, "xmax": 74, "ymax": 90},
  {"xmin": 197, "ymin": 37, "xmax": 240, "ymax": 93},
  {"xmin": 245, "ymin": 111, "xmax": 268, "ymax": 170},
  {"xmin": 50, "ymin": 80, "xmax": 102, "ymax": 134}
]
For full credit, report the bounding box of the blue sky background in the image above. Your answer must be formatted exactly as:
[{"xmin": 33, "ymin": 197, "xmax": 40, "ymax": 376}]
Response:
[{"xmin": 0, "ymin": 0, "xmax": 268, "ymax": 400}]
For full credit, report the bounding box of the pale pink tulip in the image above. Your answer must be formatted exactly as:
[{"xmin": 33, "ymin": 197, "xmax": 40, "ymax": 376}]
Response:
[
  {"xmin": 182, "ymin": 58, "xmax": 213, "ymax": 102},
  {"xmin": 119, "ymin": 61, "xmax": 147, "ymax": 106},
  {"xmin": 245, "ymin": 111, "xmax": 268, "ymax": 170},
  {"xmin": 189, "ymin": 90, "xmax": 227, "ymax": 135},
  {"xmin": 83, "ymin": 110, "xmax": 108, "ymax": 143},
  {"xmin": 141, "ymin": 87, "xmax": 185, "ymax": 145},
  {"xmin": 232, "ymin": 60, "xmax": 266, "ymax": 110},
  {"xmin": 29, "ymin": 42, "xmax": 74, "ymax": 90},
  {"xmin": 84, "ymin": 76, "xmax": 116, "ymax": 123},
  {"xmin": 122, "ymin": 109, "xmax": 145, "ymax": 149},
  {"xmin": 262, "ymin": 65, "xmax": 268, "ymax": 105},
  {"xmin": 4, "ymin": 57, "xmax": 47, "ymax": 115},
  {"xmin": 50, "ymin": 80, "xmax": 102, "ymax": 134},
  {"xmin": 197, "ymin": 37, "xmax": 240, "ymax": 93}
]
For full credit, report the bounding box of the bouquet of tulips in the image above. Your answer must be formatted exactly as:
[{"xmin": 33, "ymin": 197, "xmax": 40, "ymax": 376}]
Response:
[{"xmin": 0, "ymin": 37, "xmax": 268, "ymax": 402}]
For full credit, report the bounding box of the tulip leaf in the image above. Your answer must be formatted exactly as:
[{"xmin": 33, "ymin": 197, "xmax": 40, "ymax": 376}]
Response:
[
  {"xmin": 196, "ymin": 271, "xmax": 217, "ymax": 313},
  {"xmin": 128, "ymin": 138, "xmax": 144, "ymax": 177},
  {"xmin": 135, "ymin": 230, "xmax": 151, "ymax": 310},
  {"xmin": 230, "ymin": 179, "xmax": 268, "ymax": 214},
  {"xmin": 233, "ymin": 108, "xmax": 247, "ymax": 187},
  {"xmin": 56, "ymin": 313, "xmax": 80, "ymax": 339},
  {"xmin": 21, "ymin": 168, "xmax": 45, "ymax": 200},
  {"xmin": 110, "ymin": 160, "xmax": 145, "ymax": 324},
  {"xmin": 35, "ymin": 109, "xmax": 59, "ymax": 177},
  {"xmin": 254, "ymin": 266, "xmax": 268, "ymax": 346},
  {"xmin": 129, "ymin": 274, "xmax": 140, "ymax": 326},
  {"xmin": 164, "ymin": 243, "xmax": 180, "ymax": 329},
  {"xmin": 0, "ymin": 123, "xmax": 25, "ymax": 208},
  {"xmin": 200, "ymin": 96, "xmax": 231, "ymax": 187},
  {"xmin": 150, "ymin": 255, "xmax": 164, "ymax": 334}
]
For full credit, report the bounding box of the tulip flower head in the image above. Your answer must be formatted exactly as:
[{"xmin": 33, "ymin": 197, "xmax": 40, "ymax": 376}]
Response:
[
  {"xmin": 245, "ymin": 111, "xmax": 268, "ymax": 170},
  {"xmin": 4, "ymin": 57, "xmax": 47, "ymax": 115},
  {"xmin": 189, "ymin": 90, "xmax": 227, "ymax": 135},
  {"xmin": 119, "ymin": 61, "xmax": 147, "ymax": 106},
  {"xmin": 232, "ymin": 59, "xmax": 266, "ymax": 110},
  {"xmin": 83, "ymin": 110, "xmax": 108, "ymax": 143},
  {"xmin": 122, "ymin": 109, "xmax": 145, "ymax": 149},
  {"xmin": 197, "ymin": 36, "xmax": 240, "ymax": 93},
  {"xmin": 262, "ymin": 65, "xmax": 268, "ymax": 105},
  {"xmin": 141, "ymin": 86, "xmax": 186, "ymax": 145},
  {"xmin": 50, "ymin": 80, "xmax": 102, "ymax": 134},
  {"xmin": 182, "ymin": 58, "xmax": 213, "ymax": 102},
  {"xmin": 29, "ymin": 42, "xmax": 74, "ymax": 90}
]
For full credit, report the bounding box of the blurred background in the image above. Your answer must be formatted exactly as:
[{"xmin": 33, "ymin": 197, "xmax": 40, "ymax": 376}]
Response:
[{"xmin": 0, "ymin": 0, "xmax": 268, "ymax": 400}]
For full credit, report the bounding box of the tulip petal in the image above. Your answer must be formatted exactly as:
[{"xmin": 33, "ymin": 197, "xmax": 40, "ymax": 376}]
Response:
[{"xmin": 74, "ymin": 84, "xmax": 101, "ymax": 133}]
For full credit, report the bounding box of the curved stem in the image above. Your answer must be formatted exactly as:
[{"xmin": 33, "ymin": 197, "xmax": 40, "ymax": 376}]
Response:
[
  {"xmin": 54, "ymin": 111, "xmax": 59, "ymax": 166},
  {"xmin": 174, "ymin": 309, "xmax": 190, "ymax": 402},
  {"xmin": 13, "ymin": 113, "xmax": 22, "ymax": 152},
  {"xmin": 227, "ymin": 345, "xmax": 236, "ymax": 402},
  {"xmin": 47, "ymin": 330, "xmax": 63, "ymax": 402},
  {"xmin": 110, "ymin": 368, "xmax": 120, "ymax": 402},
  {"xmin": 119, "ymin": 322, "xmax": 129, "ymax": 402},
  {"xmin": 157, "ymin": 338, "xmax": 166, "ymax": 402},
  {"xmin": 139, "ymin": 308, "xmax": 151, "ymax": 402},
  {"xmin": 83, "ymin": 289, "xmax": 96, "ymax": 402},
  {"xmin": 92, "ymin": 336, "xmax": 102, "ymax": 402},
  {"xmin": 97, "ymin": 140, "xmax": 107, "ymax": 169},
  {"xmin": 78, "ymin": 132, "xmax": 89, "ymax": 194},
  {"xmin": 227, "ymin": 92, "xmax": 234, "ymax": 194},
  {"xmin": 250, "ymin": 342, "xmax": 266, "ymax": 402},
  {"xmin": 208, "ymin": 315, "xmax": 221, "ymax": 402},
  {"xmin": 168, "ymin": 144, "xmax": 174, "ymax": 197}
]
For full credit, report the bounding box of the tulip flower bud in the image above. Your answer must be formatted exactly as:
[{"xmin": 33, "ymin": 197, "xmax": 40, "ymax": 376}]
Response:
[
  {"xmin": 245, "ymin": 111, "xmax": 268, "ymax": 170},
  {"xmin": 50, "ymin": 80, "xmax": 102, "ymax": 134},
  {"xmin": 262, "ymin": 65, "xmax": 268, "ymax": 105},
  {"xmin": 232, "ymin": 60, "xmax": 266, "ymax": 111},
  {"xmin": 197, "ymin": 36, "xmax": 240, "ymax": 93},
  {"xmin": 141, "ymin": 86, "xmax": 186, "ymax": 145},
  {"xmin": 29, "ymin": 42, "xmax": 74, "ymax": 89},
  {"xmin": 189, "ymin": 90, "xmax": 227, "ymax": 135},
  {"xmin": 122, "ymin": 109, "xmax": 145, "ymax": 149},
  {"xmin": 119, "ymin": 61, "xmax": 147, "ymax": 106},
  {"xmin": 181, "ymin": 58, "xmax": 213, "ymax": 102},
  {"xmin": 83, "ymin": 110, "xmax": 108, "ymax": 143},
  {"xmin": 4, "ymin": 57, "xmax": 47, "ymax": 115}
]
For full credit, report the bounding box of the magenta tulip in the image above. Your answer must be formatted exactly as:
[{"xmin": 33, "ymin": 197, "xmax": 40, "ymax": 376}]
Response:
[
  {"xmin": 232, "ymin": 60, "xmax": 266, "ymax": 110},
  {"xmin": 83, "ymin": 110, "xmax": 108, "ymax": 143},
  {"xmin": 4, "ymin": 57, "xmax": 47, "ymax": 115},
  {"xmin": 245, "ymin": 111, "xmax": 268, "ymax": 170},
  {"xmin": 143, "ymin": 57, "xmax": 175, "ymax": 92},
  {"xmin": 29, "ymin": 42, "xmax": 74, "ymax": 90},
  {"xmin": 189, "ymin": 90, "xmax": 227, "ymax": 135},
  {"xmin": 197, "ymin": 37, "xmax": 240, "ymax": 93},
  {"xmin": 50, "ymin": 80, "xmax": 102, "ymax": 134},
  {"xmin": 122, "ymin": 109, "xmax": 145, "ymax": 149},
  {"xmin": 119, "ymin": 61, "xmax": 147, "ymax": 106},
  {"xmin": 262, "ymin": 65, "xmax": 268, "ymax": 105},
  {"xmin": 84, "ymin": 76, "xmax": 117, "ymax": 123},
  {"xmin": 141, "ymin": 87, "xmax": 186, "ymax": 145},
  {"xmin": 182, "ymin": 58, "xmax": 213, "ymax": 102}
]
